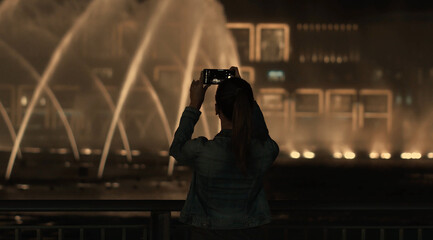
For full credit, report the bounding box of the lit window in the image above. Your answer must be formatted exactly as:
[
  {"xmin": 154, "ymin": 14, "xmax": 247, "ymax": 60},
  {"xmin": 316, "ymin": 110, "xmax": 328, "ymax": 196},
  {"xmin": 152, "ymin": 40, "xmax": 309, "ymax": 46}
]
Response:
[
  {"xmin": 267, "ymin": 70, "xmax": 285, "ymax": 82},
  {"xmin": 256, "ymin": 23, "xmax": 290, "ymax": 62}
]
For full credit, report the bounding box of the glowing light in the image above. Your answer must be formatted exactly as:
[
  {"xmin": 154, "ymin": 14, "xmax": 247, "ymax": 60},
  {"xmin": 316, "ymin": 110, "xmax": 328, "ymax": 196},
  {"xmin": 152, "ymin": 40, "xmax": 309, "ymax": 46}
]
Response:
[
  {"xmin": 333, "ymin": 152, "xmax": 343, "ymax": 159},
  {"xmin": 57, "ymin": 148, "xmax": 68, "ymax": 155},
  {"xmin": 23, "ymin": 147, "xmax": 41, "ymax": 153},
  {"xmin": 401, "ymin": 152, "xmax": 411, "ymax": 159},
  {"xmin": 80, "ymin": 148, "xmax": 92, "ymax": 155},
  {"xmin": 369, "ymin": 152, "xmax": 379, "ymax": 159},
  {"xmin": 428, "ymin": 152, "xmax": 433, "ymax": 159},
  {"xmin": 334, "ymin": 24, "xmax": 339, "ymax": 30},
  {"xmin": 14, "ymin": 215, "xmax": 23, "ymax": 225},
  {"xmin": 346, "ymin": 24, "xmax": 352, "ymax": 31},
  {"xmin": 17, "ymin": 184, "xmax": 29, "ymax": 191},
  {"xmin": 324, "ymin": 56, "xmax": 330, "ymax": 63},
  {"xmin": 321, "ymin": 24, "xmax": 327, "ymax": 30},
  {"xmin": 290, "ymin": 151, "xmax": 301, "ymax": 159},
  {"xmin": 300, "ymin": 55, "xmax": 305, "ymax": 63},
  {"xmin": 381, "ymin": 152, "xmax": 391, "ymax": 159},
  {"xmin": 303, "ymin": 151, "xmax": 315, "ymax": 159},
  {"xmin": 159, "ymin": 150, "xmax": 169, "ymax": 157},
  {"xmin": 344, "ymin": 152, "xmax": 356, "ymax": 159},
  {"xmin": 131, "ymin": 150, "xmax": 141, "ymax": 156},
  {"xmin": 412, "ymin": 152, "xmax": 422, "ymax": 159},
  {"xmin": 312, "ymin": 54, "xmax": 318, "ymax": 62},
  {"xmin": 20, "ymin": 96, "xmax": 27, "ymax": 106}
]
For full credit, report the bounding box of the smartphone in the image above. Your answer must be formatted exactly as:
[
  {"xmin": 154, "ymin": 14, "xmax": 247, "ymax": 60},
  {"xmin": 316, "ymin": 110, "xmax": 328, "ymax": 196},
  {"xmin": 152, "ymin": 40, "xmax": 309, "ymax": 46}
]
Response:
[{"xmin": 202, "ymin": 69, "xmax": 235, "ymax": 84}]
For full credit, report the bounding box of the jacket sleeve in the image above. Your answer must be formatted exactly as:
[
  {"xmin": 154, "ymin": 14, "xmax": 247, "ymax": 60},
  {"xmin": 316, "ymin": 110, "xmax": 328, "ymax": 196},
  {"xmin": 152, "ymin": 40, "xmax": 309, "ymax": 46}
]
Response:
[{"xmin": 169, "ymin": 106, "xmax": 208, "ymax": 166}]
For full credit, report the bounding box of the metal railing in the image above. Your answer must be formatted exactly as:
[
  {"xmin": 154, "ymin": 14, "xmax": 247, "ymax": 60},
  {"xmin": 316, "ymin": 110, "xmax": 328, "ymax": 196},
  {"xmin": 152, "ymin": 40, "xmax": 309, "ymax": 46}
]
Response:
[{"xmin": 0, "ymin": 200, "xmax": 433, "ymax": 240}]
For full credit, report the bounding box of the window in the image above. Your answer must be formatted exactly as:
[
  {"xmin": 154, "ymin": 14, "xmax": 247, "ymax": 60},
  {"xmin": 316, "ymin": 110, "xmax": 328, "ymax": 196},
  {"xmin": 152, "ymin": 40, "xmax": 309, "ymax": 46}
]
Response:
[
  {"xmin": 359, "ymin": 89, "xmax": 393, "ymax": 133},
  {"xmin": 267, "ymin": 70, "xmax": 285, "ymax": 82},
  {"xmin": 325, "ymin": 89, "xmax": 358, "ymax": 132},
  {"xmin": 257, "ymin": 88, "xmax": 289, "ymax": 148},
  {"xmin": 227, "ymin": 23, "xmax": 255, "ymax": 62},
  {"xmin": 256, "ymin": 23, "xmax": 290, "ymax": 62},
  {"xmin": 296, "ymin": 23, "xmax": 360, "ymax": 64}
]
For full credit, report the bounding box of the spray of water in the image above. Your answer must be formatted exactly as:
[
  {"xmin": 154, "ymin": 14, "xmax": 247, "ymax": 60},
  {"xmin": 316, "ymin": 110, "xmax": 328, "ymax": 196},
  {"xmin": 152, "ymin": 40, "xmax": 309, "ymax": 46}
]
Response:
[
  {"xmin": 93, "ymin": 76, "xmax": 132, "ymax": 162},
  {"xmin": 5, "ymin": 0, "xmax": 109, "ymax": 180},
  {"xmin": 164, "ymin": 41, "xmax": 212, "ymax": 139},
  {"xmin": 168, "ymin": 18, "xmax": 204, "ymax": 176},
  {"xmin": 97, "ymin": 0, "xmax": 172, "ymax": 179},
  {"xmin": 139, "ymin": 73, "xmax": 173, "ymax": 141},
  {"xmin": 0, "ymin": 101, "xmax": 21, "ymax": 158},
  {"xmin": 0, "ymin": 0, "xmax": 19, "ymax": 22},
  {"xmin": 0, "ymin": 39, "xmax": 80, "ymax": 160}
]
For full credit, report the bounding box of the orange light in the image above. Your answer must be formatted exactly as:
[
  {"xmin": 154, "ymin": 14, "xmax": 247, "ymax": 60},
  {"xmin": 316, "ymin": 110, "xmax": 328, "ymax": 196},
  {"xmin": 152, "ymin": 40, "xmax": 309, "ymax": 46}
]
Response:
[
  {"xmin": 344, "ymin": 152, "xmax": 356, "ymax": 159},
  {"xmin": 80, "ymin": 148, "xmax": 92, "ymax": 155},
  {"xmin": 369, "ymin": 152, "xmax": 379, "ymax": 159},
  {"xmin": 333, "ymin": 152, "xmax": 343, "ymax": 159},
  {"xmin": 303, "ymin": 151, "xmax": 315, "ymax": 159},
  {"xmin": 381, "ymin": 153, "xmax": 391, "ymax": 159},
  {"xmin": 290, "ymin": 151, "xmax": 301, "ymax": 159},
  {"xmin": 412, "ymin": 152, "xmax": 422, "ymax": 159},
  {"xmin": 401, "ymin": 152, "xmax": 411, "ymax": 159}
]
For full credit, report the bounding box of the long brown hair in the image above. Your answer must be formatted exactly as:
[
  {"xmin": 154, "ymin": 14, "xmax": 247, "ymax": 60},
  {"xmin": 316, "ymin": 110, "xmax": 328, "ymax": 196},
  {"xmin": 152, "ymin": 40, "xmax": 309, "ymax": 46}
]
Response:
[{"xmin": 215, "ymin": 77, "xmax": 254, "ymax": 172}]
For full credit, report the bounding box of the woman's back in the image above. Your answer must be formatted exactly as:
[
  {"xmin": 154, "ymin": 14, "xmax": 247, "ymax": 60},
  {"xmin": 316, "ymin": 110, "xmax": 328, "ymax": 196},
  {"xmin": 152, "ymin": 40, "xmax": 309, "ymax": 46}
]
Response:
[
  {"xmin": 169, "ymin": 71, "xmax": 279, "ymax": 232},
  {"xmin": 170, "ymin": 105, "xmax": 278, "ymax": 229}
]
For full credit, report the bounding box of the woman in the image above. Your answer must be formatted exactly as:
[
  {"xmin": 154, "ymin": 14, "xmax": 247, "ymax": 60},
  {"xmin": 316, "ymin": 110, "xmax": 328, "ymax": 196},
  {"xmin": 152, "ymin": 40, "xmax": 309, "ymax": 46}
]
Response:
[{"xmin": 169, "ymin": 67, "xmax": 279, "ymax": 239}]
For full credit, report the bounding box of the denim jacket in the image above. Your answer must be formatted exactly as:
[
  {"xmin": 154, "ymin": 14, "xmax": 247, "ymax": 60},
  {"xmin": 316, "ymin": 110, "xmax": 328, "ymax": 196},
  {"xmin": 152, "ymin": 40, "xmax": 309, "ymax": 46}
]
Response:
[{"xmin": 169, "ymin": 102, "xmax": 279, "ymax": 229}]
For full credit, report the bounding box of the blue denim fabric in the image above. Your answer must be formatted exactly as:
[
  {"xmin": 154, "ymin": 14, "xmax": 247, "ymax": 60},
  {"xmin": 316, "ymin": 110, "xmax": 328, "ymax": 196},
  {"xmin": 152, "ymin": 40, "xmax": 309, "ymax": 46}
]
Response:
[{"xmin": 169, "ymin": 102, "xmax": 279, "ymax": 229}]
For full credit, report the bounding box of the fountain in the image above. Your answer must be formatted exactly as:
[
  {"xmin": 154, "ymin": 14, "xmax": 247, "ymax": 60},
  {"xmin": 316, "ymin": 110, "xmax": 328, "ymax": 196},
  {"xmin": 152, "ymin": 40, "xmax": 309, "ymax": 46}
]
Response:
[
  {"xmin": 0, "ymin": 0, "xmax": 242, "ymax": 180},
  {"xmin": 0, "ymin": 39, "xmax": 79, "ymax": 160},
  {"xmin": 97, "ymin": 0, "xmax": 172, "ymax": 178}
]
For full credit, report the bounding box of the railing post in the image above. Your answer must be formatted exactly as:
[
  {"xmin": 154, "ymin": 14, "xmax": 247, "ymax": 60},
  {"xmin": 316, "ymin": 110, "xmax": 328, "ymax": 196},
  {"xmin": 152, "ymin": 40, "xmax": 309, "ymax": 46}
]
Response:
[{"xmin": 150, "ymin": 211, "xmax": 171, "ymax": 240}]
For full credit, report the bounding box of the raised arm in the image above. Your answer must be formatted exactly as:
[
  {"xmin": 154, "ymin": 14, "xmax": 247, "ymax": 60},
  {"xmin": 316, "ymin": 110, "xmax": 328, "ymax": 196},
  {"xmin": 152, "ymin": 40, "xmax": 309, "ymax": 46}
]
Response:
[
  {"xmin": 169, "ymin": 107, "xmax": 207, "ymax": 166},
  {"xmin": 169, "ymin": 73, "xmax": 209, "ymax": 166}
]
